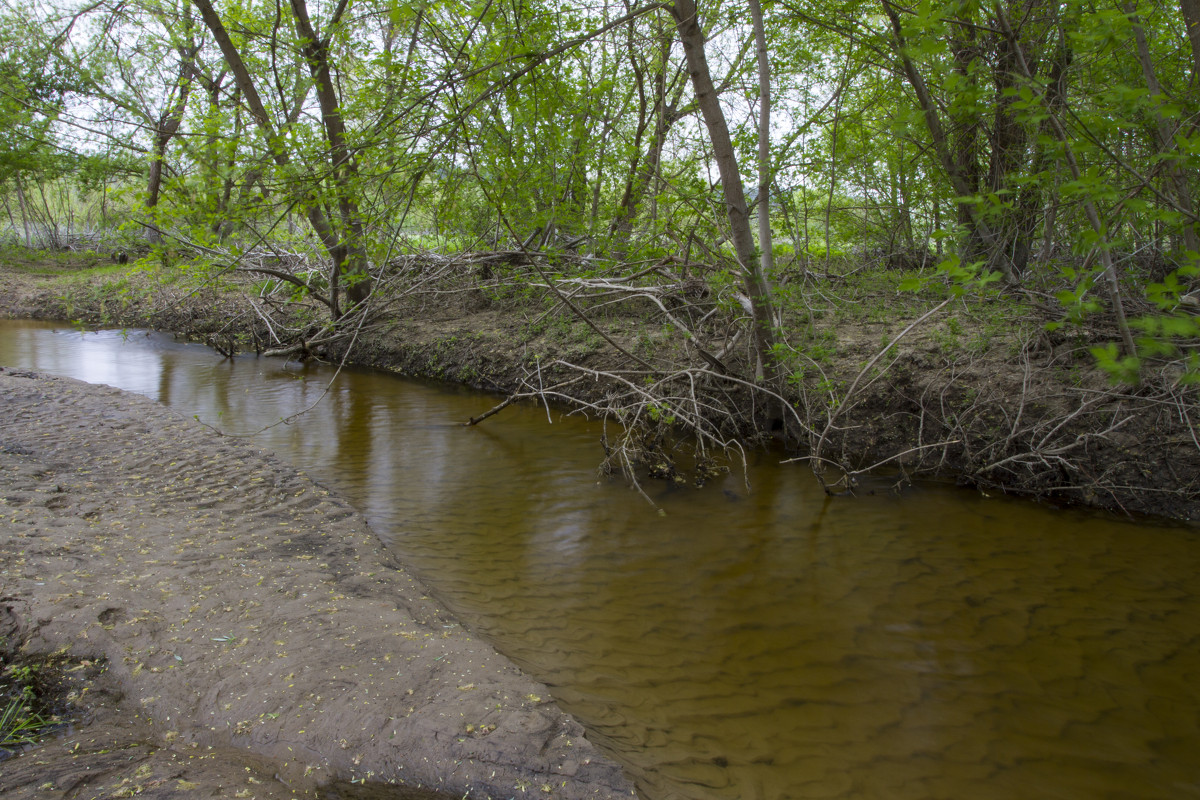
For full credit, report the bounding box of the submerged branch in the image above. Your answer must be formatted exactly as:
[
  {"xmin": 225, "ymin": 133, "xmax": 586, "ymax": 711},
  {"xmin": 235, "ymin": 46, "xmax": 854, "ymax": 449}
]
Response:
[{"xmin": 464, "ymin": 395, "xmax": 514, "ymax": 426}]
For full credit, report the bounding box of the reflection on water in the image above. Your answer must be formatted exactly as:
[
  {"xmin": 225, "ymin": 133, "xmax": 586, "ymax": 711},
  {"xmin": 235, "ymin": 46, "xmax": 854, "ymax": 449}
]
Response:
[{"xmin": 3, "ymin": 319, "xmax": 1199, "ymax": 800}]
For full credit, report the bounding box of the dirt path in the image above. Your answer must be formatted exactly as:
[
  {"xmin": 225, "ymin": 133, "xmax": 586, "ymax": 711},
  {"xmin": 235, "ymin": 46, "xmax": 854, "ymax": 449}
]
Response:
[{"xmin": 0, "ymin": 368, "xmax": 636, "ymax": 800}]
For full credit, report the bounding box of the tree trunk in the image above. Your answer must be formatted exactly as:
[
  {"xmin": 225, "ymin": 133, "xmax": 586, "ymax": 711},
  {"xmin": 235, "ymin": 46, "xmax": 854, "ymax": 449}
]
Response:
[
  {"xmin": 14, "ymin": 175, "xmax": 32, "ymax": 248},
  {"xmin": 1125, "ymin": 0, "xmax": 1200, "ymax": 257},
  {"xmin": 949, "ymin": 25, "xmax": 981, "ymax": 232},
  {"xmin": 190, "ymin": 0, "xmax": 369, "ymax": 314},
  {"xmin": 986, "ymin": 11, "xmax": 1036, "ymax": 276},
  {"xmin": 823, "ymin": 65, "xmax": 850, "ymax": 275},
  {"xmin": 288, "ymin": 0, "xmax": 371, "ymax": 304},
  {"xmin": 880, "ymin": 0, "xmax": 1014, "ymax": 283},
  {"xmin": 670, "ymin": 0, "xmax": 778, "ymax": 382},
  {"xmin": 751, "ymin": 0, "xmax": 775, "ymax": 314},
  {"xmin": 1181, "ymin": 0, "xmax": 1200, "ymax": 83},
  {"xmin": 609, "ymin": 78, "xmax": 683, "ymax": 250},
  {"xmin": 993, "ymin": 1, "xmax": 1136, "ymax": 355},
  {"xmin": 145, "ymin": 50, "xmax": 195, "ymax": 245}
]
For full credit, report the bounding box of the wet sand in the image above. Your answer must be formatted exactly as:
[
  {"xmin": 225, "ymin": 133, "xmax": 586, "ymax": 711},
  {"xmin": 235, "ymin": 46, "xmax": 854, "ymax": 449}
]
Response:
[{"xmin": 0, "ymin": 367, "xmax": 635, "ymax": 800}]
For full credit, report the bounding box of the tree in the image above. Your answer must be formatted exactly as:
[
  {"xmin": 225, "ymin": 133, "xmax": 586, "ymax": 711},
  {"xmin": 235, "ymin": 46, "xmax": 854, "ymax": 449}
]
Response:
[
  {"xmin": 671, "ymin": 0, "xmax": 778, "ymax": 382},
  {"xmin": 0, "ymin": 6, "xmax": 76, "ymax": 246},
  {"xmin": 190, "ymin": 0, "xmax": 371, "ymax": 312},
  {"xmin": 61, "ymin": 0, "xmax": 203, "ymax": 242}
]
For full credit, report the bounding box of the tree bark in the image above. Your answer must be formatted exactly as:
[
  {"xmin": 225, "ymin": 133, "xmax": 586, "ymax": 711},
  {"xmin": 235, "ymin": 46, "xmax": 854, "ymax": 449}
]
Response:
[
  {"xmin": 14, "ymin": 174, "xmax": 32, "ymax": 248},
  {"xmin": 609, "ymin": 45, "xmax": 687, "ymax": 250},
  {"xmin": 1181, "ymin": 0, "xmax": 1200, "ymax": 83},
  {"xmin": 1124, "ymin": 0, "xmax": 1200, "ymax": 256},
  {"xmin": 986, "ymin": 9, "xmax": 1036, "ymax": 276},
  {"xmin": 670, "ymin": 0, "xmax": 778, "ymax": 382},
  {"xmin": 190, "ymin": 0, "xmax": 370, "ymax": 313},
  {"xmin": 880, "ymin": 0, "xmax": 1014, "ymax": 283},
  {"xmin": 750, "ymin": 0, "xmax": 775, "ymax": 307},
  {"xmin": 145, "ymin": 48, "xmax": 195, "ymax": 244},
  {"xmin": 288, "ymin": 0, "xmax": 371, "ymax": 304},
  {"xmin": 993, "ymin": 1, "xmax": 1136, "ymax": 356}
]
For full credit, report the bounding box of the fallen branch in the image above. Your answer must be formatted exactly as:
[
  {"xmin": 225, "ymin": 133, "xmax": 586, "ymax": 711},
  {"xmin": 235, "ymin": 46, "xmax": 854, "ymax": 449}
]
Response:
[{"xmin": 464, "ymin": 395, "xmax": 515, "ymax": 426}]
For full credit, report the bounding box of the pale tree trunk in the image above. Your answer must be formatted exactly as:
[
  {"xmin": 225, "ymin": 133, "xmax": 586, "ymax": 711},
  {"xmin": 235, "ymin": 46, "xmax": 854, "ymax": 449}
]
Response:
[
  {"xmin": 670, "ymin": 0, "xmax": 778, "ymax": 383},
  {"xmin": 14, "ymin": 175, "xmax": 32, "ymax": 247},
  {"xmin": 750, "ymin": 0, "xmax": 774, "ymax": 312}
]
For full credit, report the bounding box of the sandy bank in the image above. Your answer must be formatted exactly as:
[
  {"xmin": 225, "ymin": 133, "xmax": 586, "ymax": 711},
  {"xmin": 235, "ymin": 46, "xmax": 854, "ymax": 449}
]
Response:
[{"xmin": 0, "ymin": 368, "xmax": 635, "ymax": 800}]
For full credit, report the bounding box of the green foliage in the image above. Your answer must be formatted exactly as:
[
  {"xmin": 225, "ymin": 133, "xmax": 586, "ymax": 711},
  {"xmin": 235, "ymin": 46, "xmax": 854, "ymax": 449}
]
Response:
[
  {"xmin": 0, "ymin": 663, "xmax": 54, "ymax": 750},
  {"xmin": 0, "ymin": 8, "xmax": 76, "ymax": 178},
  {"xmin": 0, "ymin": 0, "xmax": 1194, "ymax": 388},
  {"xmin": 1090, "ymin": 342, "xmax": 1143, "ymax": 384},
  {"xmin": 898, "ymin": 252, "xmax": 1000, "ymax": 296},
  {"xmin": 646, "ymin": 403, "xmax": 676, "ymax": 425}
]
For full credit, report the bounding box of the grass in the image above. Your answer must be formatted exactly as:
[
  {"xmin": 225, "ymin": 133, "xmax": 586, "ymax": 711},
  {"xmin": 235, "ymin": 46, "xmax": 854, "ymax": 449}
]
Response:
[
  {"xmin": 0, "ymin": 694, "xmax": 54, "ymax": 748},
  {"xmin": 0, "ymin": 663, "xmax": 59, "ymax": 752}
]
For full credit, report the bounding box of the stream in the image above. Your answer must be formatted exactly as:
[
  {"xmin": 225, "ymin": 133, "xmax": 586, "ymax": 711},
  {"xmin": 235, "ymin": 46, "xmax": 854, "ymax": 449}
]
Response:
[{"xmin": 2, "ymin": 319, "xmax": 1198, "ymax": 800}]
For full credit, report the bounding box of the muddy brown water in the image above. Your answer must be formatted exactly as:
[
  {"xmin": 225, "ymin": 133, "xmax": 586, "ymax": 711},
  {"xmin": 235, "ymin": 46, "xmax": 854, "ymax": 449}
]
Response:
[{"xmin": 3, "ymin": 319, "xmax": 1199, "ymax": 800}]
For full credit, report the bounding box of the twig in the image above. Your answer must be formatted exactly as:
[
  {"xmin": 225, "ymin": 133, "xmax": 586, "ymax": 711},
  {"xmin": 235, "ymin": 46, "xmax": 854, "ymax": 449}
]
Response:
[
  {"xmin": 811, "ymin": 298, "xmax": 950, "ymax": 484},
  {"xmin": 465, "ymin": 395, "xmax": 514, "ymax": 426}
]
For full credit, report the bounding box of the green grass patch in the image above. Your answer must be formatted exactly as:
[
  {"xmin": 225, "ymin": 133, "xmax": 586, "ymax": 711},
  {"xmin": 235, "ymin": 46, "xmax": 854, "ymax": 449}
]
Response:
[{"xmin": 0, "ymin": 661, "xmax": 62, "ymax": 753}]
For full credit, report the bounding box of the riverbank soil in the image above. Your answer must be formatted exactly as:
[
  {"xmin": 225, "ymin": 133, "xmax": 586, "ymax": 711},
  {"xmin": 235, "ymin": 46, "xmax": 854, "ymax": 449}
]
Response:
[
  {"xmin": 1, "ymin": 250, "xmax": 1196, "ymax": 521},
  {"xmin": 0, "ymin": 369, "xmax": 635, "ymax": 799}
]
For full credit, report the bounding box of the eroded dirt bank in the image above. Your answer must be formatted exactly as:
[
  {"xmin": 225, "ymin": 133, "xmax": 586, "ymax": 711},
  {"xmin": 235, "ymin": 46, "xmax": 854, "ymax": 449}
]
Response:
[
  {"xmin": 0, "ymin": 369, "xmax": 636, "ymax": 800},
  {"xmin": 1, "ymin": 255, "xmax": 1197, "ymax": 521}
]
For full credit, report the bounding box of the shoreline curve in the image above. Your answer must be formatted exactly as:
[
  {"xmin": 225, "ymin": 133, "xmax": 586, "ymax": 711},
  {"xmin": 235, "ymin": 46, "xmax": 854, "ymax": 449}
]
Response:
[{"xmin": 0, "ymin": 367, "xmax": 636, "ymax": 800}]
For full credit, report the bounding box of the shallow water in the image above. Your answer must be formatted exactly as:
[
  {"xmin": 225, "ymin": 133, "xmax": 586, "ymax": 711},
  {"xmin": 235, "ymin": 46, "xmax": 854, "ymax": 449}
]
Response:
[{"xmin": 2, "ymin": 319, "xmax": 1199, "ymax": 799}]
